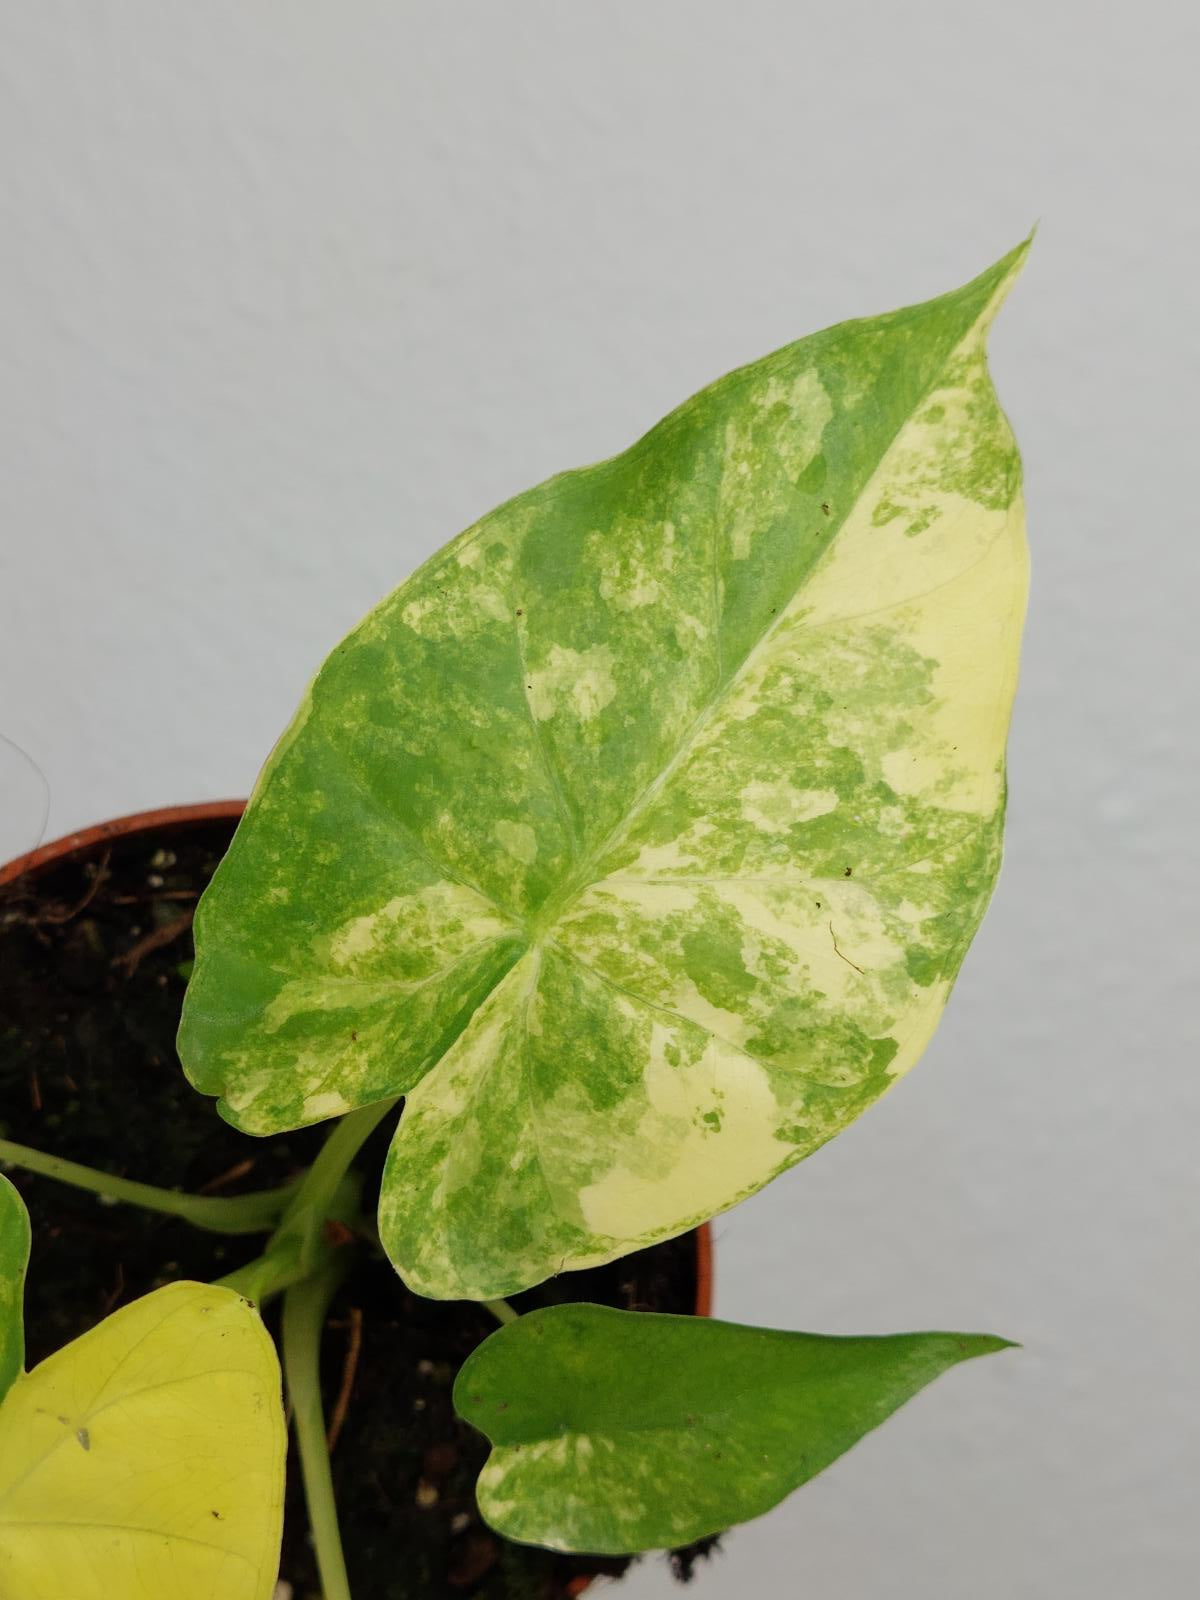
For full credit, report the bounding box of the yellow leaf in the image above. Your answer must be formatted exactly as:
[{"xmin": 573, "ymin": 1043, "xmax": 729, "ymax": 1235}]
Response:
[{"xmin": 0, "ymin": 1281, "xmax": 286, "ymax": 1600}]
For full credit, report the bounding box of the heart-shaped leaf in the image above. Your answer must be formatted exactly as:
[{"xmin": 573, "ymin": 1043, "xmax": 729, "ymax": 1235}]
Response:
[
  {"xmin": 180, "ymin": 241, "xmax": 1030, "ymax": 1299},
  {"xmin": 0, "ymin": 1280, "xmax": 286, "ymax": 1600},
  {"xmin": 455, "ymin": 1304, "xmax": 1012, "ymax": 1553},
  {"xmin": 0, "ymin": 1176, "xmax": 30, "ymax": 1401}
]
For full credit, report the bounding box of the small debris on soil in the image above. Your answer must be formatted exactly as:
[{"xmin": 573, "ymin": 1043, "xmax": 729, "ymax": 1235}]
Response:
[{"xmin": 670, "ymin": 1535, "xmax": 722, "ymax": 1583}]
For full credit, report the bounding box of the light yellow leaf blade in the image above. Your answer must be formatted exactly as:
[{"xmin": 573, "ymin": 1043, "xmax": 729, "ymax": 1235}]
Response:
[{"xmin": 0, "ymin": 1281, "xmax": 286, "ymax": 1600}]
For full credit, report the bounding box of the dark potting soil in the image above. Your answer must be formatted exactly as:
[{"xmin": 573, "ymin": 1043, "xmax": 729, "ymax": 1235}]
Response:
[{"xmin": 0, "ymin": 815, "xmax": 718, "ymax": 1598}]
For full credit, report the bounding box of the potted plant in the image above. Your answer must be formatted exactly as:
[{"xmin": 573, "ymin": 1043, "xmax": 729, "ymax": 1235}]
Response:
[{"xmin": 0, "ymin": 236, "xmax": 1031, "ymax": 1599}]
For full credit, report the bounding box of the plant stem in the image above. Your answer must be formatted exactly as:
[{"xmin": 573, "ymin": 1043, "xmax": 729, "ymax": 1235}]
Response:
[
  {"xmin": 283, "ymin": 1256, "xmax": 355, "ymax": 1600},
  {"xmin": 0, "ymin": 1136, "xmax": 296, "ymax": 1234},
  {"xmin": 483, "ymin": 1298, "xmax": 518, "ymax": 1326},
  {"xmin": 216, "ymin": 1098, "xmax": 400, "ymax": 1306},
  {"xmin": 248, "ymin": 1107, "xmax": 401, "ymax": 1592},
  {"xmin": 278, "ymin": 1098, "xmax": 399, "ymax": 1236},
  {"xmin": 216, "ymin": 1236, "xmax": 310, "ymax": 1305}
]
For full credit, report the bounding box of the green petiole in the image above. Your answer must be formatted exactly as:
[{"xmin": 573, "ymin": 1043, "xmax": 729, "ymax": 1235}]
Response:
[
  {"xmin": 283, "ymin": 1254, "xmax": 355, "ymax": 1600},
  {"xmin": 217, "ymin": 1098, "xmax": 400, "ymax": 1307},
  {"xmin": 0, "ymin": 1136, "xmax": 297, "ymax": 1234}
]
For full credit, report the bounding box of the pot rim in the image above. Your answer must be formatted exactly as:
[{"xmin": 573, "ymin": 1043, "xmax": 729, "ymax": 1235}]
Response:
[{"xmin": 0, "ymin": 799, "xmax": 248, "ymax": 889}]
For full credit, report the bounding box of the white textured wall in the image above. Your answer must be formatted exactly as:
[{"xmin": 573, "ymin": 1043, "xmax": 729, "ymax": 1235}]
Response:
[{"xmin": 1, "ymin": 4, "xmax": 1195, "ymax": 1595}]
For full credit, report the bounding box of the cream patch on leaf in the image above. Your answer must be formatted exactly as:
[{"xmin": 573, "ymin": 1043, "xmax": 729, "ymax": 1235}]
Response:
[
  {"xmin": 739, "ymin": 781, "xmax": 839, "ymax": 833},
  {"xmin": 579, "ymin": 1031, "xmax": 787, "ymax": 1239},
  {"xmin": 301, "ymin": 1090, "xmax": 351, "ymax": 1122},
  {"xmin": 527, "ymin": 644, "xmax": 619, "ymax": 724},
  {"xmin": 328, "ymin": 881, "xmax": 515, "ymax": 973},
  {"xmin": 877, "ymin": 503, "xmax": 1026, "ymax": 815},
  {"xmin": 495, "ymin": 820, "xmax": 539, "ymax": 865}
]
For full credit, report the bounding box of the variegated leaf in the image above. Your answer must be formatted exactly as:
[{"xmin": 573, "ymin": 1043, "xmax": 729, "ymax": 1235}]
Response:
[
  {"xmin": 180, "ymin": 241, "xmax": 1031, "ymax": 1299},
  {"xmin": 455, "ymin": 1305, "xmax": 1012, "ymax": 1553}
]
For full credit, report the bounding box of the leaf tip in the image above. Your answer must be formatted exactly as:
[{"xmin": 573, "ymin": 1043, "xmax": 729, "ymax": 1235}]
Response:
[
  {"xmin": 953, "ymin": 1331, "xmax": 1020, "ymax": 1361},
  {"xmin": 985, "ymin": 231, "xmax": 1034, "ymax": 297},
  {"xmin": 952, "ymin": 232, "xmax": 1033, "ymax": 346}
]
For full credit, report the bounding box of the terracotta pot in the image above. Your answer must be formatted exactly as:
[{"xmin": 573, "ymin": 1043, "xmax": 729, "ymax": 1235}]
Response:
[
  {"xmin": 0, "ymin": 799, "xmax": 248, "ymax": 889},
  {"xmin": 3, "ymin": 801, "xmax": 716, "ymax": 1592}
]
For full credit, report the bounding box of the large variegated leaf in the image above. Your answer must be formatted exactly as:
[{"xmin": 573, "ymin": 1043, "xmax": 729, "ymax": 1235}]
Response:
[
  {"xmin": 0, "ymin": 1281, "xmax": 286, "ymax": 1600},
  {"xmin": 180, "ymin": 241, "xmax": 1031, "ymax": 1299},
  {"xmin": 455, "ymin": 1305, "xmax": 1012, "ymax": 1553}
]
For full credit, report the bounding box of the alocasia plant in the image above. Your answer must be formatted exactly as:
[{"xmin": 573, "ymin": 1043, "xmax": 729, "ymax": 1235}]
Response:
[{"xmin": 3, "ymin": 238, "xmax": 1031, "ymax": 1592}]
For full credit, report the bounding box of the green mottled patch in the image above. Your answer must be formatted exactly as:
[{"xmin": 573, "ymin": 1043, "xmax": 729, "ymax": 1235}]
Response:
[
  {"xmin": 0, "ymin": 1177, "xmax": 30, "ymax": 1401},
  {"xmin": 180, "ymin": 240, "xmax": 1031, "ymax": 1299},
  {"xmin": 455, "ymin": 1304, "xmax": 1012, "ymax": 1553}
]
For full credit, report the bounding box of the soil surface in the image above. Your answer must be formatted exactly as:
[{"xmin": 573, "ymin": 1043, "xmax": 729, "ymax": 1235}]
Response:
[{"xmin": 0, "ymin": 816, "xmax": 717, "ymax": 1598}]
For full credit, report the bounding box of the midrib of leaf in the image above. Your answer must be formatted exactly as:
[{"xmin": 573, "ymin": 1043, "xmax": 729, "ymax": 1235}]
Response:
[
  {"xmin": 481, "ymin": 1351, "xmax": 847, "ymax": 1449},
  {"xmin": 512, "ymin": 607, "xmax": 582, "ymax": 864},
  {"xmin": 490, "ymin": 1412, "xmax": 733, "ymax": 1457},
  {"xmin": 439, "ymin": 948, "xmax": 541, "ymax": 1206},
  {"xmin": 314, "ymin": 724, "xmax": 527, "ymax": 930},
  {"xmin": 549, "ymin": 936, "xmax": 783, "ymax": 1077},
  {"xmin": 708, "ymin": 500, "xmax": 725, "ymax": 682},
  {"xmin": 516, "ymin": 946, "xmax": 578, "ymax": 1218},
  {"xmin": 527, "ymin": 286, "xmax": 1006, "ymax": 942}
]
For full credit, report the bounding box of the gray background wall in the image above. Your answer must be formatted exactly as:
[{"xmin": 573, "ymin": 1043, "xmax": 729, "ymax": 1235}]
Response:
[{"xmin": 1, "ymin": 4, "xmax": 1195, "ymax": 1596}]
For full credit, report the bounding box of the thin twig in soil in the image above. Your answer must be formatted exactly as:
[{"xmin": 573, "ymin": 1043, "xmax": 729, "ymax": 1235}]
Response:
[
  {"xmin": 100, "ymin": 1262, "xmax": 126, "ymax": 1316},
  {"xmin": 325, "ymin": 1306, "xmax": 364, "ymax": 1454},
  {"xmin": 109, "ymin": 888, "xmax": 200, "ymax": 904},
  {"xmin": 31, "ymin": 849, "xmax": 112, "ymax": 925},
  {"xmin": 112, "ymin": 908, "xmax": 194, "ymax": 975},
  {"xmin": 199, "ymin": 1157, "xmax": 256, "ymax": 1194}
]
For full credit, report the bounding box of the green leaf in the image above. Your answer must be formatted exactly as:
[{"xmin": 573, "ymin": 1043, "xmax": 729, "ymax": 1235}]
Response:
[
  {"xmin": 180, "ymin": 240, "xmax": 1031, "ymax": 1299},
  {"xmin": 455, "ymin": 1304, "xmax": 1013, "ymax": 1554},
  {"xmin": 0, "ymin": 1281, "xmax": 287, "ymax": 1600},
  {"xmin": 0, "ymin": 1176, "xmax": 31, "ymax": 1401}
]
